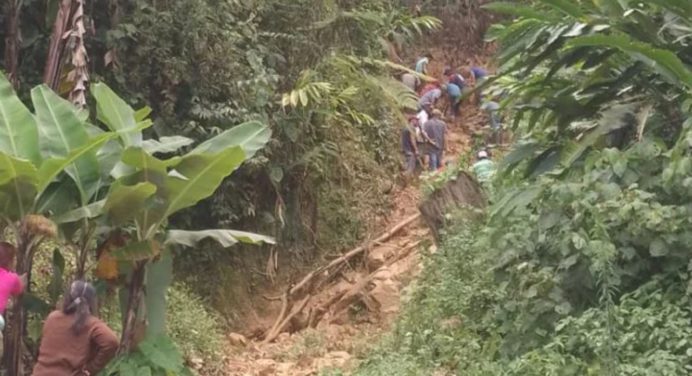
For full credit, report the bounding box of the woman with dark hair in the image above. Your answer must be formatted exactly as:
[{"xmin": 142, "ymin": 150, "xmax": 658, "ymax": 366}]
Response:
[{"xmin": 33, "ymin": 280, "xmax": 119, "ymax": 376}]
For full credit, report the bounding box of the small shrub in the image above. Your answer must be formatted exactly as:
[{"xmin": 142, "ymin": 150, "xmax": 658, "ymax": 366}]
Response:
[{"xmin": 167, "ymin": 283, "xmax": 226, "ymax": 376}]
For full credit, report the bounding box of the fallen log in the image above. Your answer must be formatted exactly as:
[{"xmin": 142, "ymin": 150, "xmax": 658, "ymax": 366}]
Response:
[
  {"xmin": 262, "ymin": 295, "xmax": 311, "ymax": 344},
  {"xmin": 288, "ymin": 213, "xmax": 421, "ymax": 297},
  {"xmin": 262, "ymin": 214, "xmax": 422, "ymax": 342}
]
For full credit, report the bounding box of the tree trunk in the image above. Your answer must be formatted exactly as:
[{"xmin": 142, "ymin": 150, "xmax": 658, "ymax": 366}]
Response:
[
  {"xmin": 4, "ymin": 0, "xmax": 22, "ymax": 87},
  {"xmin": 118, "ymin": 263, "xmax": 147, "ymax": 354},
  {"xmin": 4, "ymin": 228, "xmax": 35, "ymax": 375},
  {"xmin": 43, "ymin": 0, "xmax": 74, "ymax": 90}
]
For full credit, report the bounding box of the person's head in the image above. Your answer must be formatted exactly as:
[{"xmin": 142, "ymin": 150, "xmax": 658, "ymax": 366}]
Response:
[
  {"xmin": 432, "ymin": 109, "xmax": 443, "ymax": 119},
  {"xmin": 0, "ymin": 242, "xmax": 17, "ymax": 270},
  {"xmin": 477, "ymin": 150, "xmax": 489, "ymax": 160},
  {"xmin": 425, "ymin": 52, "xmax": 433, "ymax": 60},
  {"xmin": 443, "ymin": 66, "xmax": 452, "ymax": 76},
  {"xmin": 62, "ymin": 280, "xmax": 97, "ymax": 335},
  {"xmin": 423, "ymin": 103, "xmax": 432, "ymax": 114}
]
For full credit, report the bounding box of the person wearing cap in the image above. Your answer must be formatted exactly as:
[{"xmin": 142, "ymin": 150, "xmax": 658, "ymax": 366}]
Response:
[
  {"xmin": 473, "ymin": 150, "xmax": 496, "ymax": 184},
  {"xmin": 423, "ymin": 109, "xmax": 447, "ymax": 170}
]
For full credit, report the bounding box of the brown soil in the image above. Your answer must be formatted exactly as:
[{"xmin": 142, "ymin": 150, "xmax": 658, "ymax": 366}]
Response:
[{"xmin": 222, "ymin": 22, "xmax": 496, "ymax": 376}]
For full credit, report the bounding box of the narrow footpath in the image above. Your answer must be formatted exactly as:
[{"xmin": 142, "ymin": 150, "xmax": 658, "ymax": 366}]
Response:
[{"xmin": 224, "ymin": 47, "xmax": 492, "ymax": 375}]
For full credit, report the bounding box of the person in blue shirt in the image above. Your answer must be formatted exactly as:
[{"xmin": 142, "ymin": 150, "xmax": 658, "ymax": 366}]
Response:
[
  {"xmin": 445, "ymin": 83, "xmax": 462, "ymax": 119},
  {"xmin": 469, "ymin": 65, "xmax": 489, "ymax": 104}
]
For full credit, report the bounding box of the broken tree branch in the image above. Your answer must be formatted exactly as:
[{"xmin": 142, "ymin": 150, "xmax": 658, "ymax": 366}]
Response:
[{"xmin": 289, "ymin": 213, "xmax": 421, "ymax": 297}]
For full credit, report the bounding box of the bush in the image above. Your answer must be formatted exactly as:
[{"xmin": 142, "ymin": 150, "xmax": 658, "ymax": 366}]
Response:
[{"xmin": 166, "ymin": 283, "xmax": 227, "ymax": 376}]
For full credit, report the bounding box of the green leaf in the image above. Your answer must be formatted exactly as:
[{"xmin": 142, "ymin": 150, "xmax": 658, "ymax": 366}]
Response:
[
  {"xmin": 163, "ymin": 147, "xmax": 246, "ymax": 218},
  {"xmin": 142, "ymin": 136, "xmax": 194, "ymax": 154},
  {"xmin": 121, "ymin": 147, "xmax": 180, "ymax": 171},
  {"xmin": 53, "ymin": 199, "xmax": 105, "ymax": 224},
  {"xmin": 649, "ymin": 238, "xmax": 668, "ymax": 257},
  {"xmin": 191, "ymin": 121, "xmax": 271, "ymax": 159},
  {"xmin": 31, "ymin": 85, "xmax": 101, "ymax": 202},
  {"xmin": 568, "ymin": 34, "xmax": 692, "ymax": 88},
  {"xmin": 104, "ymin": 182, "xmax": 157, "ymax": 225},
  {"xmin": 541, "ymin": 0, "xmax": 584, "ymax": 18},
  {"xmin": 137, "ymin": 335, "xmax": 185, "ymax": 371},
  {"xmin": 483, "ymin": 2, "xmax": 557, "ymax": 21},
  {"xmin": 0, "ymin": 152, "xmax": 39, "ymax": 219},
  {"xmin": 145, "ymin": 251, "xmax": 173, "ymax": 338},
  {"xmin": 0, "ymin": 74, "xmax": 41, "ymax": 165},
  {"xmin": 36, "ymin": 133, "xmax": 113, "ymax": 197},
  {"xmin": 165, "ymin": 229, "xmax": 275, "ymax": 248},
  {"xmin": 92, "ymin": 82, "xmax": 147, "ymax": 146},
  {"xmin": 111, "ymin": 240, "xmax": 160, "ymax": 261}
]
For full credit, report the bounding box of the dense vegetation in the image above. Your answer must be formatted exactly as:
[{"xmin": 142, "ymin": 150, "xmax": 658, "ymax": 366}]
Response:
[{"xmin": 354, "ymin": 0, "xmax": 692, "ymax": 375}]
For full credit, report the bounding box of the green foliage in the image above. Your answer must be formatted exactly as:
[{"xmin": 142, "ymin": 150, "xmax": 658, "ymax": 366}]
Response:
[
  {"xmin": 354, "ymin": 1, "xmax": 692, "ymax": 375},
  {"xmin": 166, "ymin": 284, "xmax": 226, "ymax": 376},
  {"xmin": 102, "ymin": 335, "xmax": 193, "ymax": 376}
]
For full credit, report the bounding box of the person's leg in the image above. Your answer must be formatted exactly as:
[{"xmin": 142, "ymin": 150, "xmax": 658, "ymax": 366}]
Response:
[
  {"xmin": 406, "ymin": 153, "xmax": 416, "ymax": 174},
  {"xmin": 453, "ymin": 98, "xmax": 461, "ymax": 118},
  {"xmin": 428, "ymin": 151, "xmax": 438, "ymax": 171},
  {"xmin": 436, "ymin": 150, "xmax": 444, "ymax": 170}
]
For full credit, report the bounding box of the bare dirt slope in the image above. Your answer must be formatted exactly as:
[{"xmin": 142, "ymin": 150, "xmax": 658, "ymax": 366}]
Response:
[{"xmin": 221, "ymin": 43, "xmax": 494, "ymax": 374}]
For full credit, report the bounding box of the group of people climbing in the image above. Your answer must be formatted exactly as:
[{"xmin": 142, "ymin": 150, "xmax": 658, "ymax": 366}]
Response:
[
  {"xmin": 400, "ymin": 52, "xmax": 498, "ymax": 185},
  {"xmin": 0, "ymin": 242, "xmax": 118, "ymax": 375}
]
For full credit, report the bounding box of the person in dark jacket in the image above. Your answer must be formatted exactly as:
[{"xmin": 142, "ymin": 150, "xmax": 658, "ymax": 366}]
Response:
[{"xmin": 33, "ymin": 281, "xmax": 119, "ymax": 376}]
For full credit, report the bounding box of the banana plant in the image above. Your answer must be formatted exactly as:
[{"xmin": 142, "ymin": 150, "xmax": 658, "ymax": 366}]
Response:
[
  {"xmin": 0, "ymin": 74, "xmax": 116, "ymax": 375},
  {"xmin": 64, "ymin": 83, "xmax": 275, "ymax": 354}
]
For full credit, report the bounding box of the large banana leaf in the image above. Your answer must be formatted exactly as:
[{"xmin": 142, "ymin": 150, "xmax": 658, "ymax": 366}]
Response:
[
  {"xmin": 191, "ymin": 121, "xmax": 270, "ymax": 159},
  {"xmin": 0, "ymin": 75, "xmax": 41, "ymax": 165},
  {"xmin": 36, "ymin": 133, "xmax": 113, "ymax": 197},
  {"xmin": 163, "ymin": 147, "xmax": 245, "ymax": 218},
  {"xmin": 103, "ymin": 182, "xmax": 157, "ymax": 225},
  {"xmin": 92, "ymin": 83, "xmax": 149, "ymax": 147},
  {"xmin": 165, "ymin": 229, "xmax": 275, "ymax": 248},
  {"xmin": 0, "ymin": 153, "xmax": 39, "ymax": 219},
  {"xmin": 31, "ymin": 85, "xmax": 101, "ymax": 202}
]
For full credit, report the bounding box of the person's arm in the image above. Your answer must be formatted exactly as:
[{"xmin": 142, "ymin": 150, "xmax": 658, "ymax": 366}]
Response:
[
  {"xmin": 85, "ymin": 321, "xmax": 119, "ymax": 375},
  {"xmin": 409, "ymin": 130, "xmax": 418, "ymax": 154}
]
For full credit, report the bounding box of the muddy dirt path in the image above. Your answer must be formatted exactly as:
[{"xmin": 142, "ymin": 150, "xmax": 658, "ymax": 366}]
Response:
[{"xmin": 223, "ymin": 50, "xmax": 492, "ymax": 376}]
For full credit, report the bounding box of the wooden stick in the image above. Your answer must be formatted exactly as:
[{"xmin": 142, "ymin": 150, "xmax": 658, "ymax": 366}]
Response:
[
  {"xmin": 289, "ymin": 213, "xmax": 421, "ymax": 296},
  {"xmin": 262, "ymin": 295, "xmax": 311, "ymax": 344},
  {"xmin": 263, "ymin": 291, "xmax": 288, "ymax": 342}
]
